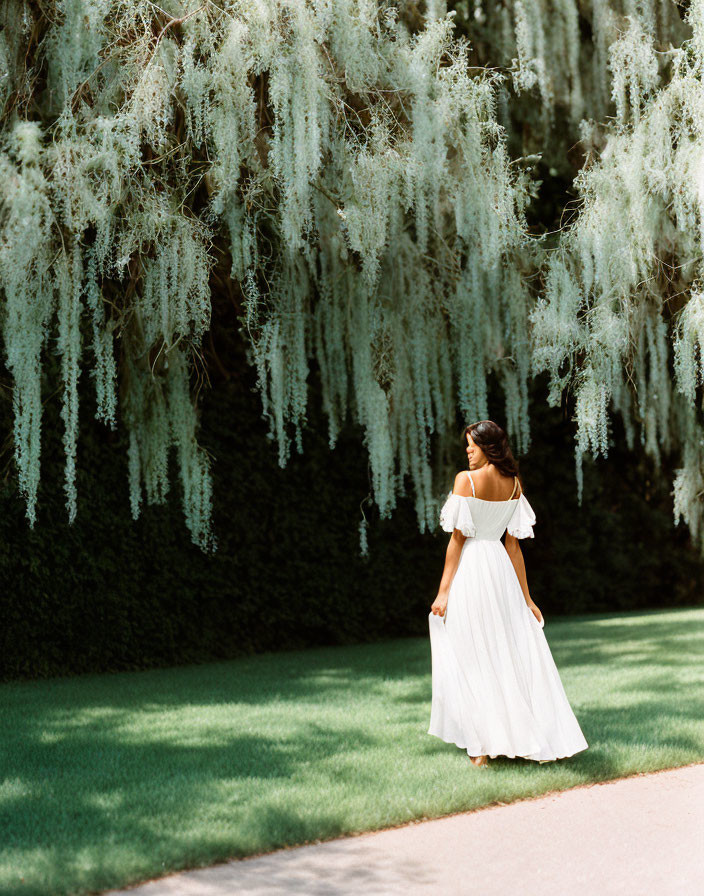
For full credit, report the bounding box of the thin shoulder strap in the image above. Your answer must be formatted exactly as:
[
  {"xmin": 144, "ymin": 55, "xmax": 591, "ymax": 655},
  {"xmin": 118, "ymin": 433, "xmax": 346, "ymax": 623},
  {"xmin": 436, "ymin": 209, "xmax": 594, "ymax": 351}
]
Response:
[
  {"xmin": 509, "ymin": 475, "xmax": 518, "ymax": 500},
  {"xmin": 466, "ymin": 470, "xmax": 475, "ymax": 497}
]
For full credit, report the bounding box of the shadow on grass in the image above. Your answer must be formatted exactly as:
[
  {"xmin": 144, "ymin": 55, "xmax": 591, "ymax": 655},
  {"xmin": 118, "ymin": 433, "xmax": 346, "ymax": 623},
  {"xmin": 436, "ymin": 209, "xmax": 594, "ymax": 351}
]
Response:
[{"xmin": 0, "ymin": 607, "xmax": 702, "ymax": 895}]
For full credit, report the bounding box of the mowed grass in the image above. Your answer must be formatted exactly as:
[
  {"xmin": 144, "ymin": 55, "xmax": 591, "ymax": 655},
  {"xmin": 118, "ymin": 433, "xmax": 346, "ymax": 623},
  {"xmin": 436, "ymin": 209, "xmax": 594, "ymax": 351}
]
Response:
[{"xmin": 1, "ymin": 606, "xmax": 703, "ymax": 896}]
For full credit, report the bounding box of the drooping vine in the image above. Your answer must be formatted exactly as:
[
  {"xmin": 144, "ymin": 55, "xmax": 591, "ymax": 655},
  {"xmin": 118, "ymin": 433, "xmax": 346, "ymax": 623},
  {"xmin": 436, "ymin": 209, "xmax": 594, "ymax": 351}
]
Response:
[
  {"xmin": 1, "ymin": 0, "xmax": 704, "ymax": 558},
  {"xmin": 532, "ymin": 1, "xmax": 704, "ymax": 548},
  {"xmin": 0, "ymin": 1, "xmax": 537, "ymax": 554}
]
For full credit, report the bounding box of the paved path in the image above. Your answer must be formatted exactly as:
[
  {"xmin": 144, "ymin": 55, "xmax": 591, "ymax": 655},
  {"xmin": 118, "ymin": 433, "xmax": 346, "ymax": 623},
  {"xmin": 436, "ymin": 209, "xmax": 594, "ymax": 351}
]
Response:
[{"xmin": 107, "ymin": 763, "xmax": 704, "ymax": 896}]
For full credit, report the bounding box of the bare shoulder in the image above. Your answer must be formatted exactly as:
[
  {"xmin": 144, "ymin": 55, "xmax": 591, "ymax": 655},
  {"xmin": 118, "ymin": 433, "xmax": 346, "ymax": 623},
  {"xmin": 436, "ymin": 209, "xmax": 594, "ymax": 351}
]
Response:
[
  {"xmin": 504, "ymin": 472, "xmax": 523, "ymax": 499},
  {"xmin": 452, "ymin": 470, "xmax": 472, "ymax": 497}
]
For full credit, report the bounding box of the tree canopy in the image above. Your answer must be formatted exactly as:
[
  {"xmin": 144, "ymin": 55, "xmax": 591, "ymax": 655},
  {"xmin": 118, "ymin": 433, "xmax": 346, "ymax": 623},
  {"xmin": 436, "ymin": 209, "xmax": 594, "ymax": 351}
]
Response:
[{"xmin": 1, "ymin": 0, "xmax": 703, "ymax": 555}]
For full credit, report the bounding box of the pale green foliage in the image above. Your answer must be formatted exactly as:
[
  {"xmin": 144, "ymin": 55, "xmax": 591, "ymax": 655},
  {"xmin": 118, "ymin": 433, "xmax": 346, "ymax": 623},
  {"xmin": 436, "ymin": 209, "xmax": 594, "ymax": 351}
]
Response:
[
  {"xmin": 44, "ymin": 0, "xmax": 109, "ymax": 114},
  {"xmin": 84, "ymin": 245, "xmax": 117, "ymax": 427},
  {"xmin": 0, "ymin": 1, "xmax": 219, "ymax": 549},
  {"xmin": 171, "ymin": 0, "xmax": 535, "ymax": 550},
  {"xmin": 2, "ymin": 0, "xmax": 704, "ymax": 559},
  {"xmin": 0, "ymin": 121, "xmax": 55, "ymax": 526},
  {"xmin": 673, "ymin": 291, "xmax": 704, "ymax": 407},
  {"xmin": 608, "ymin": 15, "xmax": 660, "ymax": 125},
  {"xmin": 267, "ymin": 2, "xmax": 332, "ymax": 250},
  {"xmin": 54, "ymin": 240, "xmax": 83, "ymax": 523},
  {"xmin": 466, "ymin": 0, "xmax": 688, "ymax": 129},
  {"xmin": 531, "ymin": 0, "xmax": 704, "ymax": 549}
]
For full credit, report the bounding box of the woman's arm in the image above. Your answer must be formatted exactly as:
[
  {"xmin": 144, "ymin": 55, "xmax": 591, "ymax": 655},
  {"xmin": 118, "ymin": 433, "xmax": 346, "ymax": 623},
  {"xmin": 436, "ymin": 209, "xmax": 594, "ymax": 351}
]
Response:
[
  {"xmin": 431, "ymin": 530, "xmax": 466, "ymax": 616},
  {"xmin": 504, "ymin": 534, "xmax": 533, "ymax": 605}
]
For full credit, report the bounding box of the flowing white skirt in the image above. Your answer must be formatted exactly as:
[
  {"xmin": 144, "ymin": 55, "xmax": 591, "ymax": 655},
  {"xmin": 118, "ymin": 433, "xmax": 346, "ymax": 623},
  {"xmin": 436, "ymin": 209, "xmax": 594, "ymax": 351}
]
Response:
[{"xmin": 428, "ymin": 539, "xmax": 589, "ymax": 762}]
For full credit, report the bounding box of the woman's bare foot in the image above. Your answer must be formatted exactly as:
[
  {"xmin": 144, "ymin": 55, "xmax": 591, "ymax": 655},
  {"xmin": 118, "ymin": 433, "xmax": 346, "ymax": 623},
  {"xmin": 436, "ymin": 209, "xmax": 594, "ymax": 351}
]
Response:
[{"xmin": 470, "ymin": 754, "xmax": 489, "ymax": 767}]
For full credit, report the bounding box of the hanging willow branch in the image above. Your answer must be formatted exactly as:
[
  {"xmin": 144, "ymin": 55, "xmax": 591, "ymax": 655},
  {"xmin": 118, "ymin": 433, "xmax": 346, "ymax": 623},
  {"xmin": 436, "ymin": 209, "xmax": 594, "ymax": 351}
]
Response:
[
  {"xmin": 0, "ymin": 0, "xmax": 703, "ymax": 558},
  {"xmin": 0, "ymin": 0, "xmax": 538, "ymax": 554}
]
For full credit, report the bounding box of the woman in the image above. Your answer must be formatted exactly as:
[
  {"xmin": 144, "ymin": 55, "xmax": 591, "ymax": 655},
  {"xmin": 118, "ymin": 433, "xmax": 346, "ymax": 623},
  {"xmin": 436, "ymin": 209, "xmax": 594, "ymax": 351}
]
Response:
[{"xmin": 428, "ymin": 420, "xmax": 588, "ymax": 767}]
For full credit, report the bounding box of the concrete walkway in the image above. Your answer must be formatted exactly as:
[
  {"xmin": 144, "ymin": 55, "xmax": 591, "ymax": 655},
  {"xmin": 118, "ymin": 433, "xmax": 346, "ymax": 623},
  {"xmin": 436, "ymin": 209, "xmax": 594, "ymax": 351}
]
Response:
[{"xmin": 106, "ymin": 763, "xmax": 704, "ymax": 896}]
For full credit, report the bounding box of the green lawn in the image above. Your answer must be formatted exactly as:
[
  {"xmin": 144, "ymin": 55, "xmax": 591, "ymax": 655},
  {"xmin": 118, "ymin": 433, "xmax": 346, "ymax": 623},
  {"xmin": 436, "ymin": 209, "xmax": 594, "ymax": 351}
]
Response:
[{"xmin": 2, "ymin": 606, "xmax": 703, "ymax": 896}]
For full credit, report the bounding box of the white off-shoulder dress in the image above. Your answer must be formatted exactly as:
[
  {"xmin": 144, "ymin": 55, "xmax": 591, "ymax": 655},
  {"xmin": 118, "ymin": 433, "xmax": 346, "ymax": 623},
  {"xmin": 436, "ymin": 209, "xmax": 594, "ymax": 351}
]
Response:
[{"xmin": 428, "ymin": 471, "xmax": 588, "ymax": 762}]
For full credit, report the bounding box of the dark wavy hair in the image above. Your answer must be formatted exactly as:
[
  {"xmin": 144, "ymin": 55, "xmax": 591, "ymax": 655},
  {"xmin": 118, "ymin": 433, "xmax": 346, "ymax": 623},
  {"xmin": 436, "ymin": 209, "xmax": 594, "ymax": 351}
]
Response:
[{"xmin": 462, "ymin": 420, "xmax": 522, "ymax": 486}]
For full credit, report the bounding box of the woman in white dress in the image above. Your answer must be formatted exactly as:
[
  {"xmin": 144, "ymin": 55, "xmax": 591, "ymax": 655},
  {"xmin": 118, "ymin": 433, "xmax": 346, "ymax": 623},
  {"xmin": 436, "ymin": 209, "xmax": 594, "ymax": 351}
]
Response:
[{"xmin": 428, "ymin": 420, "xmax": 588, "ymax": 768}]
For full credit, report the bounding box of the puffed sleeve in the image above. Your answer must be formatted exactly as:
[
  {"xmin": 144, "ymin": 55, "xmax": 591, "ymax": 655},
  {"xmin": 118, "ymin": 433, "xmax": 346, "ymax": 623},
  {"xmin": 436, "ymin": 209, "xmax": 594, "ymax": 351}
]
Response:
[
  {"xmin": 439, "ymin": 491, "xmax": 476, "ymax": 537},
  {"xmin": 506, "ymin": 493, "xmax": 536, "ymax": 539}
]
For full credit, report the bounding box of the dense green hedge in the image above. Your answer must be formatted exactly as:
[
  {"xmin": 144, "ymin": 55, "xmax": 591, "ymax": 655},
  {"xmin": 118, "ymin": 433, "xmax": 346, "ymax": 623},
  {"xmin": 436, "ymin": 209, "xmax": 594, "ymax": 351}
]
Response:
[{"xmin": 0, "ymin": 342, "xmax": 701, "ymax": 682}]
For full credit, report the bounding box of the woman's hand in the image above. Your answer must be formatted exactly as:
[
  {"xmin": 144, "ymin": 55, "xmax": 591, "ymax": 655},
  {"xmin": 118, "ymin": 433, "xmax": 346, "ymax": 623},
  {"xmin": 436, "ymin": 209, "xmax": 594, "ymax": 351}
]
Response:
[
  {"xmin": 527, "ymin": 600, "xmax": 544, "ymax": 625},
  {"xmin": 431, "ymin": 591, "xmax": 448, "ymax": 617}
]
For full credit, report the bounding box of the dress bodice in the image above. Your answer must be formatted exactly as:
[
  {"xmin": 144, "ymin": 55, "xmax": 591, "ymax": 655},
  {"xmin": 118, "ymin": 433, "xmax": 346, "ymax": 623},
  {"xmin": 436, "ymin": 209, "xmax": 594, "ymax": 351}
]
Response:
[{"xmin": 439, "ymin": 472, "xmax": 536, "ymax": 541}]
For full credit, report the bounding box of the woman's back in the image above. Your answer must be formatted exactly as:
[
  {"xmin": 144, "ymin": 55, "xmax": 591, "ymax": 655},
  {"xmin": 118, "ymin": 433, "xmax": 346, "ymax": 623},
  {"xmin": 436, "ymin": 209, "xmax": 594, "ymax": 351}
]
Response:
[
  {"xmin": 442, "ymin": 469, "xmax": 523, "ymax": 542},
  {"xmin": 455, "ymin": 467, "xmax": 522, "ymax": 502}
]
